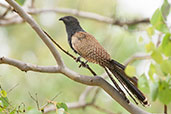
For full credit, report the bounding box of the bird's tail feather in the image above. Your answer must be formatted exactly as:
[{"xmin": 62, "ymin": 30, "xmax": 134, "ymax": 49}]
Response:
[{"xmin": 107, "ymin": 59, "xmax": 149, "ymax": 106}]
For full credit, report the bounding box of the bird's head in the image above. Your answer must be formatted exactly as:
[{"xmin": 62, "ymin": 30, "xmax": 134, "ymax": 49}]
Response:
[
  {"xmin": 59, "ymin": 16, "xmax": 79, "ymax": 25},
  {"xmin": 59, "ymin": 16, "xmax": 84, "ymax": 35}
]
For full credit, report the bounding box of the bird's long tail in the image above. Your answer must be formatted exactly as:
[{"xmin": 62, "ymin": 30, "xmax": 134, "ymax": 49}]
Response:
[{"xmin": 106, "ymin": 59, "xmax": 149, "ymax": 106}]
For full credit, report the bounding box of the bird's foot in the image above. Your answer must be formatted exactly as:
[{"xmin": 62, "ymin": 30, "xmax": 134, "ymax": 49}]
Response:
[
  {"xmin": 79, "ymin": 61, "xmax": 88, "ymax": 68},
  {"xmin": 75, "ymin": 56, "xmax": 88, "ymax": 68},
  {"xmin": 75, "ymin": 56, "xmax": 81, "ymax": 62}
]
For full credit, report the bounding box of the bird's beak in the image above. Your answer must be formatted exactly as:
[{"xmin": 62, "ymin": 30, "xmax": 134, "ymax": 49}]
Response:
[{"xmin": 59, "ymin": 17, "xmax": 64, "ymax": 21}]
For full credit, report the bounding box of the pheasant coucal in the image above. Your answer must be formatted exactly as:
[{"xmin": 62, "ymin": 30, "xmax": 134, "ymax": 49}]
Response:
[{"xmin": 59, "ymin": 16, "xmax": 148, "ymax": 106}]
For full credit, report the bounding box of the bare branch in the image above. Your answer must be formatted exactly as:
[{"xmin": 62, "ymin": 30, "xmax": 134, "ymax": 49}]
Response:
[
  {"xmin": 79, "ymin": 86, "xmax": 96, "ymax": 103},
  {"xmin": 29, "ymin": 92, "xmax": 40, "ymax": 110},
  {"xmin": 30, "ymin": 0, "xmax": 35, "ymax": 8},
  {"xmin": 0, "ymin": 16, "xmax": 24, "ymax": 26},
  {"xmin": 4, "ymin": 1, "xmax": 64, "ymax": 68},
  {"xmin": 0, "ymin": 2, "xmax": 150, "ymax": 26},
  {"xmin": 124, "ymin": 53, "xmax": 151, "ymax": 66},
  {"xmin": 7, "ymin": 83, "xmax": 19, "ymax": 94},
  {"xmin": 156, "ymin": 33, "xmax": 162, "ymax": 47},
  {"xmin": 92, "ymin": 104, "xmax": 119, "ymax": 114},
  {"xmin": 113, "ymin": 18, "xmax": 150, "ymax": 26},
  {"xmin": 0, "ymin": 3, "xmax": 9, "ymax": 8},
  {"xmin": 0, "ymin": 6, "xmax": 11, "ymax": 19},
  {"xmin": 0, "ymin": 56, "xmax": 60, "ymax": 73},
  {"xmin": 27, "ymin": 8, "xmax": 150, "ymax": 26}
]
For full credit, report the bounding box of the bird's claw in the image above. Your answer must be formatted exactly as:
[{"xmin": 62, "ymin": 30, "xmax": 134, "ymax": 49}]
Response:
[
  {"xmin": 75, "ymin": 56, "xmax": 81, "ymax": 62},
  {"xmin": 79, "ymin": 61, "xmax": 88, "ymax": 68}
]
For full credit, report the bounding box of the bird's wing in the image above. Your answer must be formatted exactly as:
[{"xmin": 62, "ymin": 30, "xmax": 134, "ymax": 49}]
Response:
[{"xmin": 71, "ymin": 31, "xmax": 111, "ymax": 66}]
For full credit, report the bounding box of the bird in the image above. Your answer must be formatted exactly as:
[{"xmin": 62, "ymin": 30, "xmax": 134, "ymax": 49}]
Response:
[{"xmin": 59, "ymin": 16, "xmax": 149, "ymax": 106}]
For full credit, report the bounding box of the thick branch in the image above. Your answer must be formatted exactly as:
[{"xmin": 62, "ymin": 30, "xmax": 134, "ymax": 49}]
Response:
[
  {"xmin": 4, "ymin": 0, "xmax": 64, "ymax": 67},
  {"xmin": 0, "ymin": 52, "xmax": 151, "ymax": 113},
  {"xmin": 0, "ymin": 56, "xmax": 60, "ymax": 73}
]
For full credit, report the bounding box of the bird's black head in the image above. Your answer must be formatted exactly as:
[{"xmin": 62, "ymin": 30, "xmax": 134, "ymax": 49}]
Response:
[
  {"xmin": 59, "ymin": 16, "xmax": 84, "ymax": 38},
  {"xmin": 59, "ymin": 16, "xmax": 79, "ymax": 25}
]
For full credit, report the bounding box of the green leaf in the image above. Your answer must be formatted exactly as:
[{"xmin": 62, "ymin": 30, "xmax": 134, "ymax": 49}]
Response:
[
  {"xmin": 158, "ymin": 78, "xmax": 171, "ymax": 104},
  {"xmin": 16, "ymin": 0, "xmax": 26, "ymax": 5},
  {"xmin": 159, "ymin": 33, "xmax": 171, "ymax": 57},
  {"xmin": 150, "ymin": 82, "xmax": 159, "ymax": 101},
  {"xmin": 151, "ymin": 49, "xmax": 163, "ymax": 64},
  {"xmin": 161, "ymin": 0, "xmax": 170, "ymax": 20},
  {"xmin": 148, "ymin": 64, "xmax": 156, "ymax": 81},
  {"xmin": 138, "ymin": 74, "xmax": 150, "ymax": 93},
  {"xmin": 150, "ymin": 8, "xmax": 169, "ymax": 33},
  {"xmin": 146, "ymin": 26, "xmax": 154, "ymax": 37},
  {"xmin": 1, "ymin": 90, "xmax": 7, "ymax": 97},
  {"xmin": 160, "ymin": 59, "xmax": 171, "ymax": 75},
  {"xmin": 0, "ymin": 97, "xmax": 9, "ymax": 107},
  {"xmin": 125, "ymin": 65, "xmax": 136, "ymax": 77},
  {"xmin": 56, "ymin": 102, "xmax": 68, "ymax": 112},
  {"xmin": 145, "ymin": 41, "xmax": 155, "ymax": 52}
]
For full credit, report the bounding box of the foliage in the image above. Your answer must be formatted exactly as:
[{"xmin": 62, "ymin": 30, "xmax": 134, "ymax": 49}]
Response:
[
  {"xmin": 0, "ymin": 87, "xmax": 26, "ymax": 114},
  {"xmin": 0, "ymin": 86, "xmax": 69, "ymax": 114},
  {"xmin": 137, "ymin": 0, "xmax": 171, "ymax": 105}
]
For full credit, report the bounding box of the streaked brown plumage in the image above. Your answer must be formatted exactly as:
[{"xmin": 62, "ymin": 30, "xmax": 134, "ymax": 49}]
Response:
[
  {"xmin": 59, "ymin": 16, "xmax": 149, "ymax": 106},
  {"xmin": 72, "ymin": 31, "xmax": 110, "ymax": 66}
]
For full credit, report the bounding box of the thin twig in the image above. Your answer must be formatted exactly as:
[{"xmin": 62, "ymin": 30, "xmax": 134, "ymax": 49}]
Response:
[
  {"xmin": 90, "ymin": 88, "xmax": 101, "ymax": 104},
  {"xmin": 164, "ymin": 104, "xmax": 167, "ymax": 114},
  {"xmin": 0, "ymin": 3, "xmax": 9, "ymax": 8},
  {"xmin": 30, "ymin": 0, "xmax": 35, "ymax": 8},
  {"xmin": 7, "ymin": 83, "xmax": 19, "ymax": 94},
  {"xmin": 92, "ymin": 104, "xmax": 119, "ymax": 114},
  {"xmin": 0, "ymin": 6, "xmax": 11, "ymax": 19},
  {"xmin": 124, "ymin": 54, "xmax": 151, "ymax": 66},
  {"xmin": 29, "ymin": 92, "xmax": 40, "ymax": 110},
  {"xmin": 40, "ymin": 92, "xmax": 61, "ymax": 112},
  {"xmin": 156, "ymin": 33, "xmax": 162, "ymax": 47}
]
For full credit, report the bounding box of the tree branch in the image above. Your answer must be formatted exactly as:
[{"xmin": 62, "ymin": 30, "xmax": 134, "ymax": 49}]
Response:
[
  {"xmin": 0, "ymin": 56, "xmax": 60, "ymax": 73},
  {"xmin": 0, "ymin": 3, "xmax": 150, "ymax": 26},
  {"xmin": 4, "ymin": 1, "xmax": 64, "ymax": 68},
  {"xmin": 124, "ymin": 53, "xmax": 151, "ymax": 66}
]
